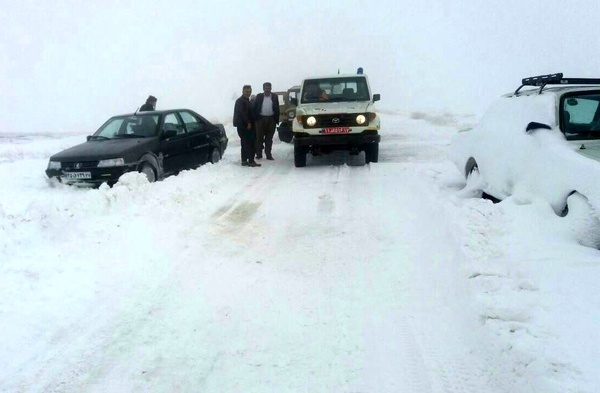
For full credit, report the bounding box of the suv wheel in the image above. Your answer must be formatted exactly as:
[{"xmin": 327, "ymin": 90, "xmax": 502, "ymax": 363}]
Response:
[
  {"xmin": 364, "ymin": 143, "xmax": 379, "ymax": 163},
  {"xmin": 294, "ymin": 146, "xmax": 307, "ymax": 167}
]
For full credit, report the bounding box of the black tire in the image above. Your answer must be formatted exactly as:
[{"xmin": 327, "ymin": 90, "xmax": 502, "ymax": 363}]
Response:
[
  {"xmin": 466, "ymin": 163, "xmax": 500, "ymax": 203},
  {"xmin": 277, "ymin": 122, "xmax": 293, "ymax": 143},
  {"xmin": 294, "ymin": 146, "xmax": 307, "ymax": 167},
  {"xmin": 365, "ymin": 143, "xmax": 379, "ymax": 163},
  {"xmin": 209, "ymin": 147, "xmax": 221, "ymax": 164},
  {"xmin": 140, "ymin": 164, "xmax": 156, "ymax": 183}
]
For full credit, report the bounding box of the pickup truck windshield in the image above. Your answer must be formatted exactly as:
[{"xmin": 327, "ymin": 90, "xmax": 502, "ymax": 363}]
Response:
[{"xmin": 301, "ymin": 77, "xmax": 370, "ymax": 104}]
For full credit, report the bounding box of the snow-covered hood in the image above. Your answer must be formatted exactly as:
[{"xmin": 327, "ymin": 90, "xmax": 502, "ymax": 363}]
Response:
[{"xmin": 297, "ymin": 101, "xmax": 374, "ymax": 115}]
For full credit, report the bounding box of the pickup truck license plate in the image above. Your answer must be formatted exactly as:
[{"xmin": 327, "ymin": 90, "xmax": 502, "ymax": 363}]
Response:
[{"xmin": 323, "ymin": 127, "xmax": 350, "ymax": 134}]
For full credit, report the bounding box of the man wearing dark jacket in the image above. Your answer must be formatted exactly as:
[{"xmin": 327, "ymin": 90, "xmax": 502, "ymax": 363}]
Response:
[
  {"xmin": 140, "ymin": 95, "xmax": 157, "ymax": 111},
  {"xmin": 233, "ymin": 85, "xmax": 261, "ymax": 167},
  {"xmin": 253, "ymin": 82, "xmax": 280, "ymax": 160}
]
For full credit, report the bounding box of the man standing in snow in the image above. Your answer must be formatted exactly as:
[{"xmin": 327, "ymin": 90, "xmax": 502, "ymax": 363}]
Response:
[
  {"xmin": 233, "ymin": 85, "xmax": 261, "ymax": 167},
  {"xmin": 140, "ymin": 95, "xmax": 157, "ymax": 111},
  {"xmin": 253, "ymin": 82, "xmax": 280, "ymax": 160}
]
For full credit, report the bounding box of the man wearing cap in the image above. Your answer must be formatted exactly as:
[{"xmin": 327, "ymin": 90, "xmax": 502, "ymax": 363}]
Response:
[
  {"xmin": 253, "ymin": 82, "xmax": 280, "ymax": 160},
  {"xmin": 140, "ymin": 95, "xmax": 157, "ymax": 111}
]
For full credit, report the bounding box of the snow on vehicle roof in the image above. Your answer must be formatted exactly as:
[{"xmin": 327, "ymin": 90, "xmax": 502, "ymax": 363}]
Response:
[{"xmin": 503, "ymin": 85, "xmax": 600, "ymax": 98}]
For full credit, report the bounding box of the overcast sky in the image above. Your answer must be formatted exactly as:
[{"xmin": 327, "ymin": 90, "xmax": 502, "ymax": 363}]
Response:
[{"xmin": 2, "ymin": 0, "xmax": 599, "ymax": 133}]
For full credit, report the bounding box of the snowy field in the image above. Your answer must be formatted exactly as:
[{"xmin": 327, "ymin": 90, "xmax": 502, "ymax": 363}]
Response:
[{"xmin": 1, "ymin": 111, "xmax": 599, "ymax": 392}]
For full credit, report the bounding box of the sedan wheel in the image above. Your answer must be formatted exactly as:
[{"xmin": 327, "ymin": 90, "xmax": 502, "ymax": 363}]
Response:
[
  {"xmin": 210, "ymin": 148, "xmax": 221, "ymax": 164},
  {"xmin": 140, "ymin": 164, "xmax": 156, "ymax": 183}
]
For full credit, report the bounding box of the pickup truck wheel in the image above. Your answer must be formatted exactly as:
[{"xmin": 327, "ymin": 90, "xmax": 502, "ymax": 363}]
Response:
[
  {"xmin": 140, "ymin": 164, "xmax": 156, "ymax": 183},
  {"xmin": 294, "ymin": 146, "xmax": 307, "ymax": 167},
  {"xmin": 365, "ymin": 143, "xmax": 379, "ymax": 163}
]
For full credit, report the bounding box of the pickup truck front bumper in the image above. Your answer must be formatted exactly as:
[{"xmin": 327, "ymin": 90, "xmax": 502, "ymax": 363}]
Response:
[{"xmin": 293, "ymin": 132, "xmax": 380, "ymax": 148}]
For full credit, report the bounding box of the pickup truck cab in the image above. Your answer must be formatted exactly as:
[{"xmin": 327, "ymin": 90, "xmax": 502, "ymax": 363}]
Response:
[{"xmin": 291, "ymin": 73, "xmax": 381, "ymax": 167}]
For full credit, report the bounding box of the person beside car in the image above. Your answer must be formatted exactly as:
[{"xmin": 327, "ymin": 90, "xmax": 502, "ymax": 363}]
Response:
[
  {"xmin": 140, "ymin": 95, "xmax": 157, "ymax": 111},
  {"xmin": 253, "ymin": 82, "xmax": 280, "ymax": 160},
  {"xmin": 233, "ymin": 85, "xmax": 261, "ymax": 167}
]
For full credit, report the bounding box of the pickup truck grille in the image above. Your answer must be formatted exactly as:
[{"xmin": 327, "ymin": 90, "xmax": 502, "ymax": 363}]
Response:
[{"xmin": 302, "ymin": 113, "xmax": 369, "ymax": 128}]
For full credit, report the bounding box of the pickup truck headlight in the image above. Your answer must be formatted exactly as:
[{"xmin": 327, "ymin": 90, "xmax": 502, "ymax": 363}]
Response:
[
  {"xmin": 356, "ymin": 115, "xmax": 366, "ymax": 125},
  {"xmin": 97, "ymin": 158, "xmax": 125, "ymax": 167},
  {"xmin": 306, "ymin": 116, "xmax": 317, "ymax": 126},
  {"xmin": 47, "ymin": 161, "xmax": 61, "ymax": 170}
]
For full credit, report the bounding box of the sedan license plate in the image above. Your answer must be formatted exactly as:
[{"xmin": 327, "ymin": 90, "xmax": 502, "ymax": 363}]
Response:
[
  {"xmin": 62, "ymin": 172, "xmax": 92, "ymax": 180},
  {"xmin": 323, "ymin": 127, "xmax": 350, "ymax": 134}
]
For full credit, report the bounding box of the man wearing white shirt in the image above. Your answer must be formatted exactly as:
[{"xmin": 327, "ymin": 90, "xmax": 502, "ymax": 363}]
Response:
[{"xmin": 253, "ymin": 82, "xmax": 280, "ymax": 160}]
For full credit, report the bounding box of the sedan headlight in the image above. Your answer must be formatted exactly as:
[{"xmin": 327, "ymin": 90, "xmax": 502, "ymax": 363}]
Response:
[
  {"xmin": 306, "ymin": 116, "xmax": 317, "ymax": 126},
  {"xmin": 97, "ymin": 158, "xmax": 125, "ymax": 167},
  {"xmin": 47, "ymin": 161, "xmax": 61, "ymax": 170},
  {"xmin": 356, "ymin": 115, "xmax": 367, "ymax": 125}
]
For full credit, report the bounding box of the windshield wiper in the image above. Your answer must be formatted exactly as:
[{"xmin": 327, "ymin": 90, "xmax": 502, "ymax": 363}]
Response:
[
  {"xmin": 113, "ymin": 134, "xmax": 147, "ymax": 138},
  {"xmin": 89, "ymin": 135, "xmax": 109, "ymax": 140},
  {"xmin": 327, "ymin": 97, "xmax": 358, "ymax": 102}
]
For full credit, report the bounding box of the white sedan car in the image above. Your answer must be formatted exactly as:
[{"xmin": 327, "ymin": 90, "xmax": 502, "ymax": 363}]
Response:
[{"xmin": 449, "ymin": 73, "xmax": 600, "ymax": 218}]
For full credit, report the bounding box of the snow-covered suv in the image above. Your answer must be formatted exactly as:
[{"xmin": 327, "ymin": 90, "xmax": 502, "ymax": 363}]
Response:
[
  {"xmin": 291, "ymin": 73, "xmax": 381, "ymax": 167},
  {"xmin": 449, "ymin": 73, "xmax": 600, "ymax": 218}
]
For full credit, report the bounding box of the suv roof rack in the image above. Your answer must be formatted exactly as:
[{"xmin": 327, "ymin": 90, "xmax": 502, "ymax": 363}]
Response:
[{"xmin": 515, "ymin": 73, "xmax": 600, "ymax": 95}]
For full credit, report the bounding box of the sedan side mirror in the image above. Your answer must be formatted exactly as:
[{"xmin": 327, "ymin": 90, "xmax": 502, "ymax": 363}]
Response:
[
  {"xmin": 526, "ymin": 122, "xmax": 552, "ymax": 133},
  {"xmin": 373, "ymin": 94, "xmax": 381, "ymax": 102},
  {"xmin": 86, "ymin": 135, "xmax": 92, "ymax": 141}
]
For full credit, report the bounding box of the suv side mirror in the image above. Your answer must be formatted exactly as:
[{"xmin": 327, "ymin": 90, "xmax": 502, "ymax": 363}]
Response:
[
  {"xmin": 525, "ymin": 122, "xmax": 552, "ymax": 133},
  {"xmin": 290, "ymin": 97, "xmax": 298, "ymax": 106},
  {"xmin": 162, "ymin": 123, "xmax": 178, "ymax": 139},
  {"xmin": 373, "ymin": 94, "xmax": 381, "ymax": 102}
]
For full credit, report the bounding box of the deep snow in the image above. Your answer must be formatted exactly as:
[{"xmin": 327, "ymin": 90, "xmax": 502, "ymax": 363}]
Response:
[{"xmin": 0, "ymin": 111, "xmax": 599, "ymax": 392}]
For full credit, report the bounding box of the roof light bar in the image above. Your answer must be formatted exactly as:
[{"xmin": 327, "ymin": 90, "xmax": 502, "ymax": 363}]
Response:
[
  {"xmin": 522, "ymin": 73, "xmax": 563, "ymax": 87},
  {"xmin": 515, "ymin": 73, "xmax": 600, "ymax": 95}
]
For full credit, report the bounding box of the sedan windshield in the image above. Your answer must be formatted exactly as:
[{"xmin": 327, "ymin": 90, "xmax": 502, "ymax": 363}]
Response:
[
  {"xmin": 301, "ymin": 77, "xmax": 370, "ymax": 104},
  {"xmin": 93, "ymin": 114, "xmax": 160, "ymax": 139}
]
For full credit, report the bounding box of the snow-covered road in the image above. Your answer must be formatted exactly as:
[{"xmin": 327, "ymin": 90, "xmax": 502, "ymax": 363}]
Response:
[{"xmin": 1, "ymin": 112, "xmax": 598, "ymax": 392}]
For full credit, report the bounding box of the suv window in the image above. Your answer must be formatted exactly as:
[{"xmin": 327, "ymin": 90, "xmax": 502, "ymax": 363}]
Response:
[
  {"xmin": 562, "ymin": 93, "xmax": 600, "ymax": 140},
  {"xmin": 301, "ymin": 77, "xmax": 370, "ymax": 104}
]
